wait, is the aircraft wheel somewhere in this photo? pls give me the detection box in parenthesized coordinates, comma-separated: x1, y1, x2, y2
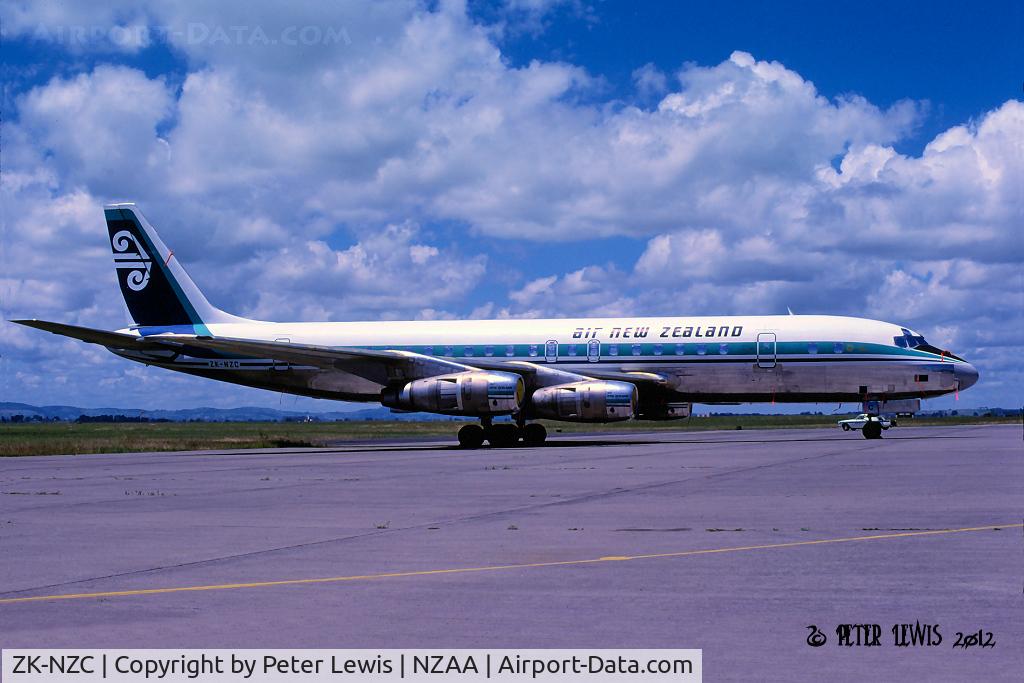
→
(841, 424, 851, 431)
(487, 423, 520, 447)
(458, 424, 485, 449)
(523, 423, 547, 445)
(862, 421, 883, 439)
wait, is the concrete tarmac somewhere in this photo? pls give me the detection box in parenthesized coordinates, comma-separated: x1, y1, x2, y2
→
(1, 425, 1021, 681)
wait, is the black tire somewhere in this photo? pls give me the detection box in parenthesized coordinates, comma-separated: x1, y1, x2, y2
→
(841, 424, 851, 431)
(487, 423, 520, 447)
(523, 423, 547, 445)
(862, 421, 883, 439)
(458, 424, 485, 449)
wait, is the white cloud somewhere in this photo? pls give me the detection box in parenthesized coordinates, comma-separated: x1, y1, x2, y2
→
(16, 66, 173, 196)
(1, 1, 1021, 409)
(507, 266, 637, 318)
(632, 63, 667, 99)
(813, 100, 1024, 264)
(230, 221, 487, 321)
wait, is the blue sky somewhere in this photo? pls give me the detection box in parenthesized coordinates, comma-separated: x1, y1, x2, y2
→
(1, 0, 1021, 412)
(492, 1, 1022, 143)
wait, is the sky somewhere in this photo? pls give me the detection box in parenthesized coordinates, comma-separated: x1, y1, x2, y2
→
(1, 0, 1021, 413)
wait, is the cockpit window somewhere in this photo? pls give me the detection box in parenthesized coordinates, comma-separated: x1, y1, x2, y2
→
(895, 328, 966, 361)
(895, 328, 927, 349)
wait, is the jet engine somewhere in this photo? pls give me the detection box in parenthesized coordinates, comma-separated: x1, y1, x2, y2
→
(529, 380, 637, 422)
(381, 371, 524, 416)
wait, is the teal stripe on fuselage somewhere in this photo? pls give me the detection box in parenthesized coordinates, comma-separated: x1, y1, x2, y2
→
(357, 340, 958, 364)
(137, 335, 958, 366)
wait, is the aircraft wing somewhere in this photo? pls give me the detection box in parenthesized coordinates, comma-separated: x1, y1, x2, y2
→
(151, 334, 485, 385)
(166, 336, 677, 390)
(12, 320, 676, 391)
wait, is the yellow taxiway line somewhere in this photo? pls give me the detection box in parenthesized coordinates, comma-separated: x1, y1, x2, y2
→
(0, 523, 1018, 605)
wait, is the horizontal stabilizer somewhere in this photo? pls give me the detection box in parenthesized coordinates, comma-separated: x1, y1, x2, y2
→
(10, 319, 166, 349)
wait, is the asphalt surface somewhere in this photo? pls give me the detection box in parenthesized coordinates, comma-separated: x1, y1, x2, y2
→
(1, 425, 1021, 681)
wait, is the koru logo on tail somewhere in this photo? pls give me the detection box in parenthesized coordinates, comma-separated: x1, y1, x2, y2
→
(111, 230, 152, 291)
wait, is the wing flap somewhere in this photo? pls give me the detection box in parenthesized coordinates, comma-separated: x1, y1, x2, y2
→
(152, 335, 478, 384)
(579, 368, 676, 388)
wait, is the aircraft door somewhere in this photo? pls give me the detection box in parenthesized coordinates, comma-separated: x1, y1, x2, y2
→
(756, 332, 777, 369)
(545, 339, 558, 363)
(272, 337, 290, 370)
(587, 339, 601, 363)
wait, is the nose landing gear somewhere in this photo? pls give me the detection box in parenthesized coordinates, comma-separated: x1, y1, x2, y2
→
(862, 421, 883, 439)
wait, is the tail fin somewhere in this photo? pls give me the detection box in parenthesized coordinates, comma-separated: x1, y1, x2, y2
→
(105, 203, 241, 330)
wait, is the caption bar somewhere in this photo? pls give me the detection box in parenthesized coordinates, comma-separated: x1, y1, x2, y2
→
(2, 650, 701, 682)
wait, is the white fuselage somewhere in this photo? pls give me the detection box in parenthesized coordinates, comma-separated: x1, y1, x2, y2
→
(114, 314, 977, 406)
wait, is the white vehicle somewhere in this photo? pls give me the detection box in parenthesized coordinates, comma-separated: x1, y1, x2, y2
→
(839, 414, 896, 432)
(14, 204, 978, 446)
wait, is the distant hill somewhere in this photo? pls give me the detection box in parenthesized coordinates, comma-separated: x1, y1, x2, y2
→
(0, 402, 458, 422)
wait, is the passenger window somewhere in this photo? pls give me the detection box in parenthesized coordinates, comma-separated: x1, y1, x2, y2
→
(632, 343, 642, 356)
(833, 342, 843, 354)
(484, 345, 494, 357)
(567, 344, 578, 356)
(423, 346, 433, 356)
(505, 345, 515, 357)
(608, 344, 619, 356)
(464, 346, 474, 357)
(696, 344, 706, 355)
(653, 343, 663, 356)
(808, 343, 817, 354)
(528, 344, 538, 357)
(444, 345, 454, 357)
(719, 343, 728, 355)
(675, 343, 685, 355)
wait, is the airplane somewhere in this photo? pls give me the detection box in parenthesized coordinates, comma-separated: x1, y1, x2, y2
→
(12, 204, 979, 446)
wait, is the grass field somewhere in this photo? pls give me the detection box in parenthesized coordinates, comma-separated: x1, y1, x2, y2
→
(1, 414, 1017, 457)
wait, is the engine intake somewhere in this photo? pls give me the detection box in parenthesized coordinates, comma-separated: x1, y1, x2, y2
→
(529, 380, 637, 422)
(382, 371, 524, 416)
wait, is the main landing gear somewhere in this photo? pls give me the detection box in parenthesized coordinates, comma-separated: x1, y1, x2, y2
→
(457, 417, 547, 448)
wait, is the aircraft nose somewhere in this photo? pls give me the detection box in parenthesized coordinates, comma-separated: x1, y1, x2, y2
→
(955, 363, 979, 391)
